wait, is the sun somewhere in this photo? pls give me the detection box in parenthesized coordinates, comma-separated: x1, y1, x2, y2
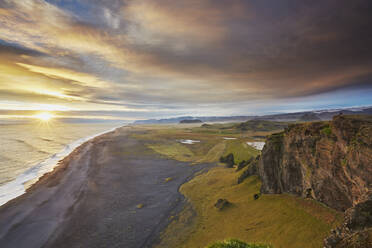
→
(34, 112, 54, 121)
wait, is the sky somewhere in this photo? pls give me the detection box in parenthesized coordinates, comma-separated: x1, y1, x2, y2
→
(0, 0, 371, 121)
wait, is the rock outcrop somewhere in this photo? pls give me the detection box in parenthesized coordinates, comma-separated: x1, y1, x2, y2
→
(258, 115, 372, 211)
(237, 155, 260, 184)
(324, 195, 372, 248)
(220, 153, 235, 168)
(214, 199, 230, 210)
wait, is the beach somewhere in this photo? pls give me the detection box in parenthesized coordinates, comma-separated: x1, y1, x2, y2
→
(0, 126, 214, 248)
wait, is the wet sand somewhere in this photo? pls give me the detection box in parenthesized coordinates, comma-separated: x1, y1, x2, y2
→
(0, 127, 214, 248)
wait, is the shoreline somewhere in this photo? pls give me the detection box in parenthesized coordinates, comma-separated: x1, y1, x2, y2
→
(0, 124, 123, 206)
(0, 126, 215, 248)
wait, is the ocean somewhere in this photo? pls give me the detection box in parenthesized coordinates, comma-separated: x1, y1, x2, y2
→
(0, 120, 124, 206)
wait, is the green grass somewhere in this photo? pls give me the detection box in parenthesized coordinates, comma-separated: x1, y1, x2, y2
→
(197, 142, 227, 163)
(207, 239, 271, 248)
(158, 167, 342, 248)
(147, 143, 194, 162)
(341, 158, 348, 167)
(321, 126, 332, 136)
(223, 140, 260, 164)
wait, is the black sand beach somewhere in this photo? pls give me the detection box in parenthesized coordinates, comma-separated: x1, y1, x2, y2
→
(0, 127, 214, 248)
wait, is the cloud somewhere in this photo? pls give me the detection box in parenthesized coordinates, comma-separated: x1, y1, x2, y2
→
(16, 63, 110, 88)
(0, 0, 371, 118)
(126, 0, 372, 98)
(0, 0, 129, 68)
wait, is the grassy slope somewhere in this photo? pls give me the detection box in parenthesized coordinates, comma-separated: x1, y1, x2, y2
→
(223, 139, 260, 164)
(158, 167, 342, 248)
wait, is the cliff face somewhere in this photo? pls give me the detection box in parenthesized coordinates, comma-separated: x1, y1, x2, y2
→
(258, 115, 372, 211)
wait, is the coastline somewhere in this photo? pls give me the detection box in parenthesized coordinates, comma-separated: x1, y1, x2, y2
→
(0, 125, 123, 206)
(0, 126, 215, 248)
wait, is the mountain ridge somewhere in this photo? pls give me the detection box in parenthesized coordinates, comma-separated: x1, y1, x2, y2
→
(133, 106, 372, 124)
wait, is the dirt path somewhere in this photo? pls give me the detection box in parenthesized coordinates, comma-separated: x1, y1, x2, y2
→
(0, 127, 214, 248)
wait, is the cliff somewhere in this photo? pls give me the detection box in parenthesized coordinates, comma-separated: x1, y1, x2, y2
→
(258, 115, 372, 211)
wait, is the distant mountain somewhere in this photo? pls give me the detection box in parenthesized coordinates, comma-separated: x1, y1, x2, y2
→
(256, 106, 372, 122)
(132, 106, 372, 124)
(235, 120, 288, 131)
(179, 119, 202, 124)
(298, 113, 321, 122)
(133, 116, 254, 124)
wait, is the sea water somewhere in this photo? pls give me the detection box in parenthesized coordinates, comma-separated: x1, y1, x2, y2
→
(0, 120, 124, 206)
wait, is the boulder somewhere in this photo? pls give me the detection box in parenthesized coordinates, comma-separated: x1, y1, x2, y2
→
(214, 199, 230, 210)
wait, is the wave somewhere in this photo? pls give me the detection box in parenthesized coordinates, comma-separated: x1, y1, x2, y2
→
(0, 125, 122, 206)
(12, 138, 51, 155)
(13, 138, 39, 151)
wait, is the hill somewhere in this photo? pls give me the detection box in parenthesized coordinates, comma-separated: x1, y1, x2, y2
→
(299, 113, 321, 122)
(235, 120, 288, 131)
(180, 119, 202, 124)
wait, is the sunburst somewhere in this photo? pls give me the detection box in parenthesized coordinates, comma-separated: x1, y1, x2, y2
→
(33, 112, 54, 121)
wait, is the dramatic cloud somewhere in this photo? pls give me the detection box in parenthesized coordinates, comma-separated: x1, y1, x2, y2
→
(0, 0, 371, 120)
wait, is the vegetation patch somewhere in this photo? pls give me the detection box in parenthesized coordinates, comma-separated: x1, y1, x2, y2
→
(147, 143, 194, 162)
(321, 125, 332, 136)
(197, 142, 227, 163)
(207, 239, 271, 248)
(341, 158, 348, 167)
(165, 177, 173, 183)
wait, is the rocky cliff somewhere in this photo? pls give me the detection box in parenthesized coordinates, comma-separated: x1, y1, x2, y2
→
(258, 115, 372, 211)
